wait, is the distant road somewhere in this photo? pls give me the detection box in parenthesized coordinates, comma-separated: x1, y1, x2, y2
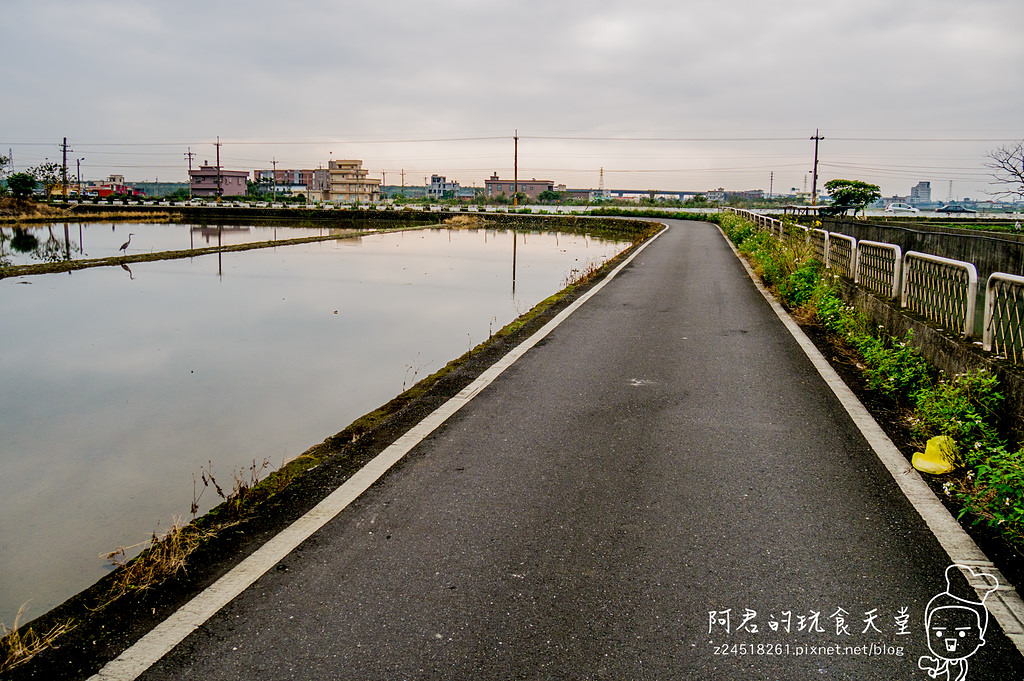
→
(120, 219, 1024, 679)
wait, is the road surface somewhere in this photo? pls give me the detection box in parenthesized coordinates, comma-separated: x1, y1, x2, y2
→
(129, 219, 1024, 680)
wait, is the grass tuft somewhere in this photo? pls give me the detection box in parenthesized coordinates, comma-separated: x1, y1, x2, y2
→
(100, 519, 216, 605)
(0, 605, 74, 673)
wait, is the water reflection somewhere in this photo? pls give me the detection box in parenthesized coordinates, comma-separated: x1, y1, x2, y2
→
(0, 225, 630, 625)
(0, 222, 361, 266)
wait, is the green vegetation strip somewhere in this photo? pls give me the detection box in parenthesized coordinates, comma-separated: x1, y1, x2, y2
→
(715, 210, 1024, 553)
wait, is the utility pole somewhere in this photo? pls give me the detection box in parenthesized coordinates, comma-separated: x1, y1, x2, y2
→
(810, 129, 824, 205)
(60, 137, 71, 198)
(513, 129, 519, 207)
(271, 156, 278, 202)
(184, 147, 195, 198)
(401, 168, 405, 198)
(769, 171, 774, 199)
(76, 157, 84, 197)
(215, 136, 222, 201)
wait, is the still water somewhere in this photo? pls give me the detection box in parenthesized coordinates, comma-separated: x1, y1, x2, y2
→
(0, 224, 631, 625)
(0, 222, 356, 266)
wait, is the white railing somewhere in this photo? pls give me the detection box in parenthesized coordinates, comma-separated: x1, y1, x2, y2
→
(726, 209, 1024, 356)
(727, 208, 779, 235)
(826, 233, 856, 279)
(855, 240, 902, 300)
(984, 273, 1024, 362)
(809, 229, 828, 262)
(901, 252, 978, 339)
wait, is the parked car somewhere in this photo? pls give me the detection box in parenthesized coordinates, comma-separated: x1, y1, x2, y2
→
(936, 204, 978, 214)
(884, 202, 919, 214)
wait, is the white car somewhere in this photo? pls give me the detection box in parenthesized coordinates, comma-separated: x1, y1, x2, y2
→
(884, 202, 919, 214)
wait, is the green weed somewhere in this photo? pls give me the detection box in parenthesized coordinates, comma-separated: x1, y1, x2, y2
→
(912, 370, 1004, 464)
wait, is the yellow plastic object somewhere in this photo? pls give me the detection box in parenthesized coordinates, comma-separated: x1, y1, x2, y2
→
(912, 436, 958, 475)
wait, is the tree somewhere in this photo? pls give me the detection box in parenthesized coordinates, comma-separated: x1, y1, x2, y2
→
(985, 141, 1024, 200)
(6, 172, 37, 199)
(28, 162, 62, 201)
(537, 189, 562, 203)
(823, 179, 881, 211)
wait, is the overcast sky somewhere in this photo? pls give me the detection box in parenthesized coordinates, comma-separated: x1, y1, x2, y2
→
(3, 0, 1022, 199)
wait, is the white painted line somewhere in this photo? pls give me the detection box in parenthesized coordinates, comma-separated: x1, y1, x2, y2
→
(89, 224, 669, 681)
(717, 222, 1024, 656)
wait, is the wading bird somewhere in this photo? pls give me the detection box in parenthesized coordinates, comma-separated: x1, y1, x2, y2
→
(119, 233, 134, 253)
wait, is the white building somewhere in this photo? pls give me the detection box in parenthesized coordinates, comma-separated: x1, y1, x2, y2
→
(428, 174, 460, 199)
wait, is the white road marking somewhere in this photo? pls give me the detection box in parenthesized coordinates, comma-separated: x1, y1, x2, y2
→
(717, 222, 1024, 655)
(88, 224, 669, 681)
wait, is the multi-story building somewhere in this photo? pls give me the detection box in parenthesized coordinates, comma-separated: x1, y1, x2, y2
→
(428, 174, 461, 199)
(910, 181, 931, 204)
(327, 160, 380, 203)
(253, 169, 318, 191)
(484, 173, 554, 201)
(83, 175, 143, 197)
(308, 169, 331, 202)
(189, 163, 248, 198)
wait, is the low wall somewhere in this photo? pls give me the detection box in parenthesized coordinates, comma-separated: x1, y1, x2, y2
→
(839, 279, 1024, 448)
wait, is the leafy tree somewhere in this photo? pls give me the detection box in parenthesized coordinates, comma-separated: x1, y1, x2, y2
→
(823, 179, 881, 211)
(823, 179, 880, 216)
(28, 162, 62, 201)
(537, 189, 562, 203)
(985, 141, 1024, 200)
(7, 172, 37, 199)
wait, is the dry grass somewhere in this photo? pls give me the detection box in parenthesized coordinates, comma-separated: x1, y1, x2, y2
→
(442, 214, 487, 228)
(0, 197, 68, 220)
(0, 605, 74, 674)
(100, 519, 215, 605)
(560, 259, 604, 289)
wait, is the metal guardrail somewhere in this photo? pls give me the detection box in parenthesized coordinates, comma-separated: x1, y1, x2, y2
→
(826, 233, 856, 278)
(984, 273, 1024, 362)
(855, 240, 902, 300)
(724, 208, 1024, 357)
(809, 229, 828, 262)
(901, 251, 978, 339)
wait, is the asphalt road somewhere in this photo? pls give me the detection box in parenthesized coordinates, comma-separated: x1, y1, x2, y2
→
(137, 220, 1024, 680)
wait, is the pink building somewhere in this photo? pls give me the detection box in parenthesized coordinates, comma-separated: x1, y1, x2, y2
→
(189, 163, 249, 198)
(484, 173, 554, 201)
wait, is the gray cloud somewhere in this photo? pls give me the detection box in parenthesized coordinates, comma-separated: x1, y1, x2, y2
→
(3, 0, 1022, 198)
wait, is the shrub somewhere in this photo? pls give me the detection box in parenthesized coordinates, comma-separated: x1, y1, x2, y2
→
(954, 446, 1024, 546)
(778, 261, 821, 308)
(913, 369, 1004, 464)
(854, 331, 932, 399)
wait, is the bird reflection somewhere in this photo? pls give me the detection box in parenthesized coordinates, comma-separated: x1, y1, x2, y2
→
(121, 263, 134, 280)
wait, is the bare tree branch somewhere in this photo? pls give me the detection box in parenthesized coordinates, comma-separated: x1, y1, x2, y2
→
(985, 141, 1024, 200)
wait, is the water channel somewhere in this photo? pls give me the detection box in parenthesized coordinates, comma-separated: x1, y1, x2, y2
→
(0, 221, 633, 625)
